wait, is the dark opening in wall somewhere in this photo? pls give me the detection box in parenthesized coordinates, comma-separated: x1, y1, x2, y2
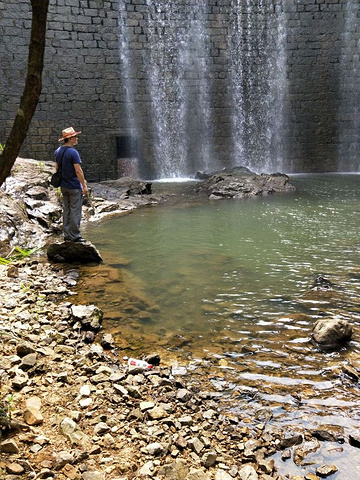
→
(116, 136, 140, 178)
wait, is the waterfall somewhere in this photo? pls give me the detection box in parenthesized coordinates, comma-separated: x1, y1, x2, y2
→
(228, 0, 288, 173)
(117, 0, 288, 179)
(143, 0, 214, 178)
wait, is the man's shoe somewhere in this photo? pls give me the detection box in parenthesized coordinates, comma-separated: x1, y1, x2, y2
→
(72, 237, 86, 243)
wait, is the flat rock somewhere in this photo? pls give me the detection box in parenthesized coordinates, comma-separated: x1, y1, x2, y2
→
(47, 241, 102, 264)
(195, 167, 295, 199)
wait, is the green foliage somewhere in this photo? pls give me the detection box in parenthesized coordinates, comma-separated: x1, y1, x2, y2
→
(0, 246, 39, 265)
(0, 394, 15, 422)
(0, 143, 4, 153)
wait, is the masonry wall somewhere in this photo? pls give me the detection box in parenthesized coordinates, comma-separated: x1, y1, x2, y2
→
(0, 0, 359, 180)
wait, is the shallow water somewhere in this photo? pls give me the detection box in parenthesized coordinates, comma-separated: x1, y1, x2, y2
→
(80, 174, 360, 477)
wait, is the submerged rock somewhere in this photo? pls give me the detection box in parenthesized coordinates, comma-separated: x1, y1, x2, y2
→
(47, 240, 102, 264)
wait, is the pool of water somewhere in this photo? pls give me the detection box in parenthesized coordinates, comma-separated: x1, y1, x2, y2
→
(79, 174, 360, 475)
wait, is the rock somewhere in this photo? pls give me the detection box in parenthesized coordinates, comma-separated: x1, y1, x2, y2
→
(195, 167, 295, 200)
(201, 450, 217, 468)
(12, 372, 29, 390)
(19, 352, 37, 370)
(177, 388, 192, 402)
(0, 439, 20, 454)
(100, 333, 115, 349)
(138, 461, 154, 476)
(47, 241, 102, 264)
(6, 462, 25, 475)
(188, 469, 211, 480)
(160, 459, 189, 479)
(82, 472, 105, 480)
(93, 422, 111, 435)
(315, 464, 338, 477)
(188, 437, 204, 455)
(349, 432, 360, 448)
(71, 304, 103, 331)
(238, 465, 258, 480)
(279, 433, 303, 449)
(293, 439, 321, 466)
(311, 424, 345, 443)
(147, 406, 169, 420)
(215, 469, 234, 480)
(312, 318, 353, 351)
(24, 407, 44, 426)
(146, 442, 165, 456)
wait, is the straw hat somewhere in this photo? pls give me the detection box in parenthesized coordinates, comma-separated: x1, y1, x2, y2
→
(58, 126, 81, 142)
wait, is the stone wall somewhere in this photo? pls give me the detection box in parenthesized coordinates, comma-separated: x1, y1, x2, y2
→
(0, 0, 359, 180)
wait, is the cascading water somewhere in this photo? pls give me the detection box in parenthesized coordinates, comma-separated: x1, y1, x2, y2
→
(228, 0, 288, 173)
(117, 0, 288, 178)
(144, 0, 214, 178)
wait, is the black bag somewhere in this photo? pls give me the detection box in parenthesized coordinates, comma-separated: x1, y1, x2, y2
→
(51, 148, 66, 187)
(50, 170, 62, 187)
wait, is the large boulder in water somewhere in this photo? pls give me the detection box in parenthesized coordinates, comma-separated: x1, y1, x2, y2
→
(47, 241, 102, 264)
(311, 318, 353, 351)
(194, 167, 295, 199)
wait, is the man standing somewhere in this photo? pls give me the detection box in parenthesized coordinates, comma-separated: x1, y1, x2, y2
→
(55, 127, 88, 242)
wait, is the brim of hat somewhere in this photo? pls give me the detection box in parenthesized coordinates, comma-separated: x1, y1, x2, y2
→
(58, 131, 81, 142)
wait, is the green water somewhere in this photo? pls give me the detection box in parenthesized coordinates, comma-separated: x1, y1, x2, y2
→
(83, 174, 359, 347)
(81, 174, 360, 477)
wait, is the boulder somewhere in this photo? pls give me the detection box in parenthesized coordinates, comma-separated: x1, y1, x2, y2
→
(312, 318, 353, 351)
(195, 167, 295, 199)
(47, 241, 102, 264)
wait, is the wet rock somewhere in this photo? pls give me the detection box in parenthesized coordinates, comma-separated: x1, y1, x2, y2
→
(342, 363, 359, 381)
(293, 439, 321, 466)
(195, 167, 295, 200)
(311, 424, 345, 443)
(349, 432, 360, 448)
(279, 433, 303, 449)
(315, 464, 338, 477)
(100, 333, 115, 349)
(71, 304, 103, 332)
(312, 318, 353, 351)
(312, 276, 336, 291)
(47, 241, 102, 264)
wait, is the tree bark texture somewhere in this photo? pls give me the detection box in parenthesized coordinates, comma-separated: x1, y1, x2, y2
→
(0, 0, 50, 186)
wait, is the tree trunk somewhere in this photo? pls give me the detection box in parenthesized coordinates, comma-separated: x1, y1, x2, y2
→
(0, 0, 50, 187)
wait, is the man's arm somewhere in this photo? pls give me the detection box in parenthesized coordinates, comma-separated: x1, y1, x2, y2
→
(74, 163, 88, 195)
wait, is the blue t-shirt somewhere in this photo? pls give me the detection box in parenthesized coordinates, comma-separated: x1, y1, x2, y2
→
(54, 146, 82, 190)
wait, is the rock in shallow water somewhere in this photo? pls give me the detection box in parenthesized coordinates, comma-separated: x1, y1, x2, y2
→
(311, 318, 353, 351)
(47, 240, 102, 263)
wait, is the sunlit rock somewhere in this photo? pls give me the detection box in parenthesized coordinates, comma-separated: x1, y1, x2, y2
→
(311, 318, 353, 351)
(195, 167, 295, 199)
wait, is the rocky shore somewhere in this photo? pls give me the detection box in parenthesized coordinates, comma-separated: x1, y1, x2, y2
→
(0, 158, 355, 480)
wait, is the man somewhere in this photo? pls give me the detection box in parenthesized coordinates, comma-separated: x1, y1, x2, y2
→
(55, 127, 88, 242)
